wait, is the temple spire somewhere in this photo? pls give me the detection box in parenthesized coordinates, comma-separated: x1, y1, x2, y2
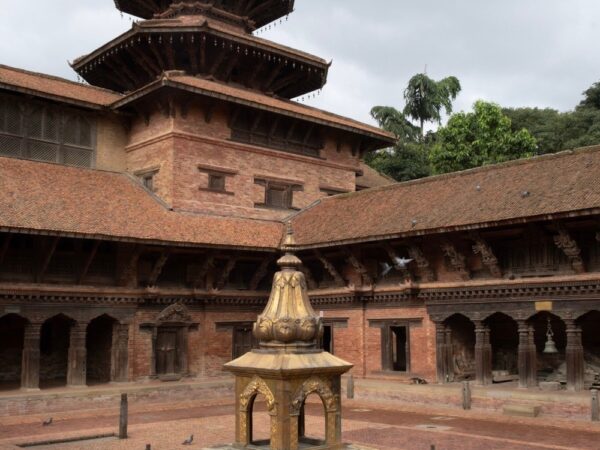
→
(253, 224, 322, 350)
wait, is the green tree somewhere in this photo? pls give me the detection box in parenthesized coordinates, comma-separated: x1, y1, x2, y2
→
(403, 73, 462, 139)
(366, 106, 431, 182)
(579, 81, 600, 110)
(430, 100, 537, 174)
(502, 107, 563, 154)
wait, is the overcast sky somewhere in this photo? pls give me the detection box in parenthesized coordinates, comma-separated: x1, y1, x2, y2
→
(1, 1, 600, 126)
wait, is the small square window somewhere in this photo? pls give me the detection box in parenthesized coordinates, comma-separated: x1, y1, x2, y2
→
(137, 171, 157, 192)
(209, 174, 226, 191)
(266, 184, 290, 208)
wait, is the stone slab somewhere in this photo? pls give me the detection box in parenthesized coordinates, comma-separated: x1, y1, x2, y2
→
(503, 404, 541, 417)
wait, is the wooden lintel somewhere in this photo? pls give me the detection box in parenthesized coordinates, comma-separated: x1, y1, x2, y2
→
(148, 251, 170, 287)
(78, 240, 101, 284)
(0, 234, 12, 266)
(269, 71, 303, 93)
(38, 237, 59, 283)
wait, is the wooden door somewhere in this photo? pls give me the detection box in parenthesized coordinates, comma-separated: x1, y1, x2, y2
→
(233, 325, 254, 359)
(156, 328, 178, 375)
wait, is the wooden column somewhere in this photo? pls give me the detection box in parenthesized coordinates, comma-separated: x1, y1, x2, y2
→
(474, 321, 492, 385)
(67, 321, 88, 387)
(177, 327, 190, 376)
(435, 322, 450, 383)
(150, 327, 158, 378)
(111, 323, 129, 383)
(21, 322, 42, 390)
(518, 321, 537, 388)
(565, 319, 585, 391)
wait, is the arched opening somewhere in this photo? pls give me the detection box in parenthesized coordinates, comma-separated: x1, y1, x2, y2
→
(530, 312, 566, 384)
(298, 393, 326, 447)
(578, 311, 600, 387)
(445, 314, 475, 382)
(0, 314, 27, 391)
(40, 314, 74, 389)
(249, 393, 271, 446)
(486, 312, 519, 381)
(86, 315, 117, 385)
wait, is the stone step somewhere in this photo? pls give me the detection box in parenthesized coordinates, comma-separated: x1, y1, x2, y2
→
(503, 404, 541, 417)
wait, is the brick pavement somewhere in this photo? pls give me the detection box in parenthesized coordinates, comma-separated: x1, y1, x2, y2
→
(0, 397, 599, 450)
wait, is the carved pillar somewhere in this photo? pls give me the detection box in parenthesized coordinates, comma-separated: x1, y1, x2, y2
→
(474, 321, 492, 385)
(518, 321, 537, 388)
(565, 319, 584, 391)
(21, 321, 42, 390)
(67, 321, 88, 387)
(435, 322, 451, 383)
(111, 323, 129, 382)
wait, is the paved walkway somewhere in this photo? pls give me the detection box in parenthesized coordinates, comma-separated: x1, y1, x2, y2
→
(0, 397, 599, 449)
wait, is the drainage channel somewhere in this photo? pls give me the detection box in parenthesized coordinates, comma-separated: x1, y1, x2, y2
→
(18, 433, 117, 448)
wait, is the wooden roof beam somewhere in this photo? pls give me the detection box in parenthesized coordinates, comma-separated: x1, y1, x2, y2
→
(249, 256, 273, 290)
(0, 234, 12, 266)
(314, 250, 345, 287)
(37, 236, 59, 283)
(78, 240, 100, 284)
(147, 250, 170, 287)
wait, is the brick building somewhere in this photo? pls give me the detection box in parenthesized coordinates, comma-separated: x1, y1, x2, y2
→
(1, 0, 599, 395)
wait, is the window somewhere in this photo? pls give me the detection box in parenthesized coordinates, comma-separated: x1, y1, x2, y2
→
(230, 107, 324, 158)
(136, 168, 159, 192)
(0, 93, 96, 167)
(208, 173, 226, 192)
(232, 324, 256, 359)
(370, 319, 416, 373)
(255, 178, 303, 210)
(198, 164, 236, 195)
(320, 324, 334, 354)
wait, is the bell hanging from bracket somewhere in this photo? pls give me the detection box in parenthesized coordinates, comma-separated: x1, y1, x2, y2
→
(543, 317, 558, 354)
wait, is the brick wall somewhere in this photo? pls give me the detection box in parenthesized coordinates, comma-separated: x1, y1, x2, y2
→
(95, 114, 127, 171)
(121, 102, 361, 220)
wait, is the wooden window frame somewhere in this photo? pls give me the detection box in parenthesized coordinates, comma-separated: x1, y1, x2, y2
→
(369, 319, 422, 374)
(254, 177, 304, 211)
(0, 93, 96, 168)
(135, 167, 159, 193)
(198, 164, 237, 195)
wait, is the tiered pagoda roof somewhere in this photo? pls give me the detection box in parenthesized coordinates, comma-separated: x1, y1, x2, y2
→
(74, 1, 323, 96)
(113, 0, 294, 29)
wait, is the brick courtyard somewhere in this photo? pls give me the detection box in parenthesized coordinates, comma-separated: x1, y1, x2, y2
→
(1, 394, 599, 450)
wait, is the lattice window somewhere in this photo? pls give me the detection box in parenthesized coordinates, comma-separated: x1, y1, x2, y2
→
(0, 93, 96, 168)
(230, 107, 323, 158)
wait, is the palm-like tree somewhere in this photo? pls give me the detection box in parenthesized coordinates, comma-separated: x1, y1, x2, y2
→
(403, 73, 461, 139)
(370, 106, 420, 144)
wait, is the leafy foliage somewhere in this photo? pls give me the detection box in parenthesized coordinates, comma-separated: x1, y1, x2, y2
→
(368, 105, 431, 182)
(403, 73, 461, 138)
(430, 101, 537, 174)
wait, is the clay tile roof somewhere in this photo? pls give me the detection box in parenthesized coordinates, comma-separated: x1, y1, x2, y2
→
(115, 73, 394, 143)
(290, 146, 600, 248)
(0, 64, 121, 108)
(0, 157, 283, 250)
(356, 162, 395, 190)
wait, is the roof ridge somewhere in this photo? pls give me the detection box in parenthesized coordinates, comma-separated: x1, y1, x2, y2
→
(327, 144, 600, 200)
(0, 63, 122, 97)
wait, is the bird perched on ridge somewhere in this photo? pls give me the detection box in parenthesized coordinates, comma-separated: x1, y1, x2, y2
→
(42, 417, 53, 426)
(182, 434, 194, 445)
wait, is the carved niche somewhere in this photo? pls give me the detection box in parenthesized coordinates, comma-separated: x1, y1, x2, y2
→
(290, 376, 338, 414)
(157, 302, 193, 324)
